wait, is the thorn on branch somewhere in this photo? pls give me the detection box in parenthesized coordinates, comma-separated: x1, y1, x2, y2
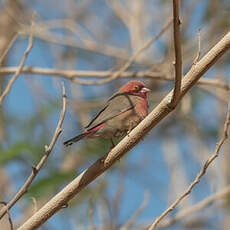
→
(58, 128, 62, 134)
(32, 165, 37, 174)
(166, 99, 177, 111)
(44, 145, 49, 152)
(193, 28, 201, 65)
(61, 203, 68, 209)
(184, 190, 191, 196)
(203, 160, 210, 170)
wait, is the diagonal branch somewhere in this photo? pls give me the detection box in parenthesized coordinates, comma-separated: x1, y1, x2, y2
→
(0, 83, 66, 220)
(170, 0, 182, 107)
(17, 31, 230, 230)
(0, 33, 33, 105)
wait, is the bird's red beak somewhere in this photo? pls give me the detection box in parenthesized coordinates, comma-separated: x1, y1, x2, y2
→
(140, 87, 151, 94)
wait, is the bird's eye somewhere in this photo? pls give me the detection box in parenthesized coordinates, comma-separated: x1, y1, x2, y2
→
(134, 85, 139, 90)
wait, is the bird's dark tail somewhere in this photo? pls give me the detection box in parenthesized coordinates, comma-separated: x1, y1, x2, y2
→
(63, 133, 87, 146)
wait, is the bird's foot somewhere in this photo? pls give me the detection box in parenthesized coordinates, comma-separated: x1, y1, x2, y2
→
(110, 138, 115, 149)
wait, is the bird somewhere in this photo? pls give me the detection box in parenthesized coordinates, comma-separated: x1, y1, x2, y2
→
(63, 80, 151, 147)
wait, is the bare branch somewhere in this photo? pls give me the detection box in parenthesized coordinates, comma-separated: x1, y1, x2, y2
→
(158, 184, 230, 228)
(0, 202, 13, 230)
(170, 0, 182, 107)
(17, 31, 230, 230)
(0, 33, 33, 105)
(0, 33, 18, 65)
(0, 83, 66, 219)
(148, 79, 230, 230)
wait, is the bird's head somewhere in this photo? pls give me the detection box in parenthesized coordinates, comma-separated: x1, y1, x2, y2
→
(118, 80, 151, 97)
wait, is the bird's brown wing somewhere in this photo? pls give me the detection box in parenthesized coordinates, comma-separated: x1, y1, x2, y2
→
(85, 93, 137, 130)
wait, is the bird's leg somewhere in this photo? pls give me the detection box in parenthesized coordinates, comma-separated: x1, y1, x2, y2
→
(109, 138, 120, 163)
(110, 138, 115, 149)
(127, 121, 134, 137)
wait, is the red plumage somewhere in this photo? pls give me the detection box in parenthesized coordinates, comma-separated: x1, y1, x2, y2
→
(63, 80, 150, 147)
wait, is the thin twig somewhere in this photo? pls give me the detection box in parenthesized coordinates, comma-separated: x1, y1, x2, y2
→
(120, 191, 150, 230)
(170, 0, 182, 107)
(0, 83, 67, 219)
(0, 33, 33, 105)
(0, 202, 13, 230)
(158, 184, 230, 228)
(148, 87, 230, 230)
(0, 33, 18, 65)
(193, 28, 201, 64)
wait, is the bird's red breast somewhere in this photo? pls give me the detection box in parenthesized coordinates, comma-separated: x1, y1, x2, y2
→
(86, 81, 150, 139)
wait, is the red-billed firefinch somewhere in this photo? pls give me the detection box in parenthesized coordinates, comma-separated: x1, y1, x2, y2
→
(64, 80, 150, 147)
